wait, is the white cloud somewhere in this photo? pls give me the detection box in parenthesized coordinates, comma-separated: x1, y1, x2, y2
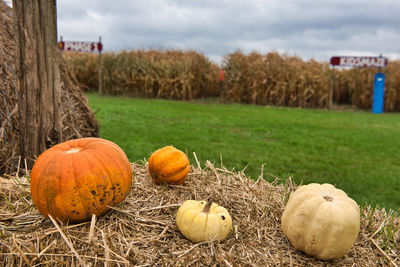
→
(56, 0, 400, 64)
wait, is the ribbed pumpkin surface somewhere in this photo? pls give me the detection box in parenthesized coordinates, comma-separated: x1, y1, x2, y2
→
(30, 137, 132, 223)
(148, 146, 189, 185)
(281, 183, 360, 260)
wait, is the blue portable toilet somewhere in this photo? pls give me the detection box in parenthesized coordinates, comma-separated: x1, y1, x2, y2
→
(372, 72, 385, 114)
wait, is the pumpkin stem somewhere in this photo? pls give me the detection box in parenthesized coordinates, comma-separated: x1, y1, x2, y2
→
(202, 200, 213, 213)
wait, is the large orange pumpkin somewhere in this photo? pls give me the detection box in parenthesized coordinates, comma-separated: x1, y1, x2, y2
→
(30, 137, 132, 223)
(148, 146, 190, 185)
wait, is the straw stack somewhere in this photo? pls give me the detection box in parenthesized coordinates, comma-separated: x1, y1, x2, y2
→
(0, 161, 398, 266)
(0, 1, 98, 174)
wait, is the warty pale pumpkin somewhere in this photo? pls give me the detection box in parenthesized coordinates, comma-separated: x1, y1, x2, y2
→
(30, 137, 132, 223)
(148, 146, 189, 185)
(176, 200, 232, 243)
(281, 183, 360, 260)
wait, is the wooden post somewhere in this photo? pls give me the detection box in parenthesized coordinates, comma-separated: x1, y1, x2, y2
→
(98, 36, 102, 94)
(329, 65, 335, 109)
(13, 0, 62, 168)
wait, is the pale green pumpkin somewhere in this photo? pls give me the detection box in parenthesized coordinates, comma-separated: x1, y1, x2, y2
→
(176, 200, 232, 243)
(281, 183, 360, 260)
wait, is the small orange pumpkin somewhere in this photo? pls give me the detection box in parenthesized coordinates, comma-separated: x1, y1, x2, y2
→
(30, 137, 132, 223)
(148, 146, 190, 185)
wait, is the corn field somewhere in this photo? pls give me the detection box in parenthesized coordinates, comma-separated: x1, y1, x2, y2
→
(221, 51, 400, 111)
(221, 51, 331, 108)
(63, 50, 400, 111)
(63, 50, 220, 100)
(333, 61, 400, 111)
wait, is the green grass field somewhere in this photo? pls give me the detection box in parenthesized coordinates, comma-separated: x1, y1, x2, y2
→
(86, 93, 400, 211)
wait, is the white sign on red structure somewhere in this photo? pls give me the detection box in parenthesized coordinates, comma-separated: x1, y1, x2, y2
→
(330, 56, 387, 68)
(58, 41, 103, 53)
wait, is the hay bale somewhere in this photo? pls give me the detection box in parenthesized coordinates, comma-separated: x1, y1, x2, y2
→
(0, 160, 398, 266)
(0, 1, 98, 175)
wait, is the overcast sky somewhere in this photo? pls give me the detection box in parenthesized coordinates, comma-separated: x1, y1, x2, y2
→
(53, 0, 400, 64)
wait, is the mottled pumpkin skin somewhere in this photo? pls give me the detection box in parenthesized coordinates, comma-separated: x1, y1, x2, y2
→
(176, 200, 232, 243)
(281, 183, 360, 260)
(30, 137, 133, 223)
(148, 146, 189, 185)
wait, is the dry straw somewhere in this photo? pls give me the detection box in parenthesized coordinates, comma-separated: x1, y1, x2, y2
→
(0, 158, 399, 266)
(0, 1, 99, 174)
